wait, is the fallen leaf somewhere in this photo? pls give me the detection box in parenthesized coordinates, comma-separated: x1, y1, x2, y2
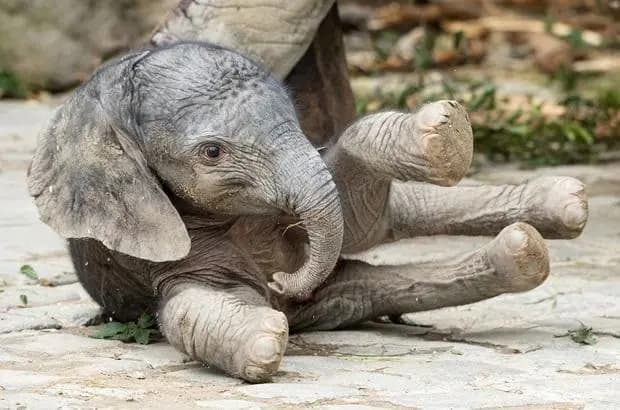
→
(19, 265, 38, 280)
(91, 321, 128, 339)
(137, 313, 156, 329)
(556, 322, 598, 345)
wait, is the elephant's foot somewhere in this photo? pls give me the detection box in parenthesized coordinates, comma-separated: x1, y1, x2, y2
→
(412, 100, 473, 186)
(239, 313, 289, 382)
(523, 176, 588, 239)
(332, 101, 473, 187)
(485, 222, 550, 293)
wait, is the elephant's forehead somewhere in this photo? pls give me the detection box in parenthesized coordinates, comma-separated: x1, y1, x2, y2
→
(182, 102, 296, 143)
(133, 43, 269, 101)
(131, 44, 297, 138)
(137, 83, 296, 139)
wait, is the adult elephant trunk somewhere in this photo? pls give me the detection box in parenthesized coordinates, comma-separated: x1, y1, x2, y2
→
(268, 139, 343, 302)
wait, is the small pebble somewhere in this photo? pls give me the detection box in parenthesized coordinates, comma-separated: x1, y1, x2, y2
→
(129, 371, 146, 380)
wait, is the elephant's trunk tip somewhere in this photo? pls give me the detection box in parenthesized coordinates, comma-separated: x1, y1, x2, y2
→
(268, 193, 343, 302)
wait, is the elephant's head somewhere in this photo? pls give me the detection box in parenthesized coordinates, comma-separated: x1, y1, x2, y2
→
(27, 42, 343, 301)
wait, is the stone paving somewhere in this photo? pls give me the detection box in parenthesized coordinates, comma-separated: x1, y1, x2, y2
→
(1, 99, 619, 409)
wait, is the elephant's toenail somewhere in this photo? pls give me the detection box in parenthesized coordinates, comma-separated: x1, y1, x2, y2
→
(244, 365, 271, 382)
(250, 336, 280, 363)
(504, 225, 527, 253)
(262, 315, 286, 334)
(563, 200, 588, 231)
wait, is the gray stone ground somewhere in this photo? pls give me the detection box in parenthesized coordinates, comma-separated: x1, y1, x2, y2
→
(1, 99, 619, 409)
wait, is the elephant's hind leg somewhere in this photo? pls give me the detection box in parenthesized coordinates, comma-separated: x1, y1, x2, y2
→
(389, 176, 588, 239)
(326, 101, 474, 253)
(286, 222, 549, 332)
(159, 284, 288, 383)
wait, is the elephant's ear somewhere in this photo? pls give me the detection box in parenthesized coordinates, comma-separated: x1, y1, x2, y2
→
(27, 91, 191, 262)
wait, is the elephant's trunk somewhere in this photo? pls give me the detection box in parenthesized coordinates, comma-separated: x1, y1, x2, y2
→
(269, 140, 344, 301)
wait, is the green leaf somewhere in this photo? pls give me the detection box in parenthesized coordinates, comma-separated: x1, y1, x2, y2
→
(569, 324, 598, 345)
(91, 322, 128, 339)
(88, 311, 159, 344)
(137, 313, 156, 329)
(563, 124, 577, 142)
(507, 124, 530, 137)
(598, 89, 620, 109)
(556, 323, 598, 345)
(395, 84, 422, 109)
(543, 15, 554, 33)
(19, 265, 38, 280)
(125, 322, 139, 337)
(133, 328, 152, 345)
(110, 332, 134, 342)
(355, 98, 369, 116)
(468, 83, 496, 111)
(0, 70, 27, 98)
(575, 332, 598, 345)
(453, 30, 464, 50)
(440, 80, 457, 100)
(506, 109, 523, 124)
(565, 29, 586, 49)
(414, 30, 437, 70)
(373, 30, 401, 59)
(19, 294, 28, 306)
(572, 124, 594, 144)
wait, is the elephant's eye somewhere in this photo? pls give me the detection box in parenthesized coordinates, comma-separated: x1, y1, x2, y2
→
(204, 145, 221, 159)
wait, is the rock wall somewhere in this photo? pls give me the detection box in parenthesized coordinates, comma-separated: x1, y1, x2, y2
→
(0, 0, 176, 94)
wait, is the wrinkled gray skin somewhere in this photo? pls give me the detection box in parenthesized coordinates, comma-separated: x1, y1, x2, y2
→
(29, 43, 343, 302)
(28, 42, 588, 383)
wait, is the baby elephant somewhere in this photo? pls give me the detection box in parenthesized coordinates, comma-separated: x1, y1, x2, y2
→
(28, 42, 588, 382)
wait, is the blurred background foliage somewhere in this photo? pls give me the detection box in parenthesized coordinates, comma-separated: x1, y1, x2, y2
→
(1, 0, 619, 166)
(341, 0, 620, 166)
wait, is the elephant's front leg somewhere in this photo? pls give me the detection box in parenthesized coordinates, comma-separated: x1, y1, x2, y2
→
(325, 100, 473, 253)
(159, 284, 288, 382)
(286, 222, 549, 331)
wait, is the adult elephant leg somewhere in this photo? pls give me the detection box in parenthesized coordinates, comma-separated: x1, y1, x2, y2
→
(285, 4, 356, 147)
(389, 176, 588, 240)
(151, 0, 335, 79)
(159, 283, 288, 383)
(286, 223, 549, 331)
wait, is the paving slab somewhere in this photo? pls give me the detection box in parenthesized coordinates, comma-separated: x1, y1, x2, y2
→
(0, 99, 619, 409)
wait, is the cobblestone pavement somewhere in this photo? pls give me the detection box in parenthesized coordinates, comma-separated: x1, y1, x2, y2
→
(1, 100, 619, 409)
